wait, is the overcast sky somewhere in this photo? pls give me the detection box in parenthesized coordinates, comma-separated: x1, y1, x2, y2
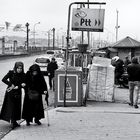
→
(0, 0, 140, 42)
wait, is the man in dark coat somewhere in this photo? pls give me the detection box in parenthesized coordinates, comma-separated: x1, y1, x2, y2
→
(112, 56, 124, 86)
(22, 64, 48, 126)
(127, 57, 140, 109)
(0, 62, 26, 129)
(47, 57, 58, 90)
(124, 56, 131, 70)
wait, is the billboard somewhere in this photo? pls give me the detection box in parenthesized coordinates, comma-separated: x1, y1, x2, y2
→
(72, 8, 105, 32)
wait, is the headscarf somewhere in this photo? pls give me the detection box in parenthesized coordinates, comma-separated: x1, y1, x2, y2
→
(27, 64, 45, 89)
(131, 57, 139, 64)
(51, 57, 55, 61)
(29, 64, 41, 73)
(13, 61, 24, 73)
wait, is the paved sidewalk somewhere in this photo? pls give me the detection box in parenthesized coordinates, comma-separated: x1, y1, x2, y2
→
(2, 86, 140, 140)
(2, 101, 140, 140)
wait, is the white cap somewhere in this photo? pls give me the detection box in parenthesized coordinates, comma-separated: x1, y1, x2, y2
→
(112, 56, 119, 61)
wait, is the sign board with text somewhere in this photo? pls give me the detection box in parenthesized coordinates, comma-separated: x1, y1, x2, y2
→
(72, 8, 105, 32)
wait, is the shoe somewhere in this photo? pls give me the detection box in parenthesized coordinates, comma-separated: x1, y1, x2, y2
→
(11, 124, 16, 129)
(16, 123, 20, 127)
(134, 105, 139, 109)
(11, 122, 20, 129)
(35, 120, 42, 125)
(14, 122, 20, 127)
(26, 121, 30, 126)
(128, 103, 133, 106)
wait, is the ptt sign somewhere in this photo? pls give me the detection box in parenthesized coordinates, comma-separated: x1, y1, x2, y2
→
(72, 8, 105, 32)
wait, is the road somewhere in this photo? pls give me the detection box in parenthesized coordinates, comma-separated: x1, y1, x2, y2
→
(0, 54, 53, 139)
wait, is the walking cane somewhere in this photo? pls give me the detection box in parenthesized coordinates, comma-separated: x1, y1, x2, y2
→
(45, 93, 50, 126)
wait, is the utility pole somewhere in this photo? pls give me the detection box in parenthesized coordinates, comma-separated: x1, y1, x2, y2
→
(80, 4, 84, 44)
(87, 0, 90, 48)
(52, 28, 55, 50)
(25, 22, 29, 53)
(33, 22, 40, 47)
(115, 10, 120, 42)
(62, 35, 64, 48)
(2, 37, 5, 54)
(48, 31, 50, 49)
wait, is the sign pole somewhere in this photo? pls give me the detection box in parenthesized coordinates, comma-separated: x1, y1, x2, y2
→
(64, 2, 73, 107)
(25, 22, 29, 53)
(87, 0, 90, 48)
(64, 2, 106, 107)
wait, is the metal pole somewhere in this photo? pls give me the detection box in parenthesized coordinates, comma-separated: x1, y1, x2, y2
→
(33, 25, 35, 47)
(2, 37, 5, 54)
(25, 22, 29, 53)
(115, 10, 120, 42)
(64, 2, 73, 107)
(48, 31, 50, 49)
(80, 4, 84, 44)
(52, 28, 55, 50)
(48, 31, 50, 48)
(33, 22, 40, 47)
(62, 35, 64, 48)
(87, 0, 90, 48)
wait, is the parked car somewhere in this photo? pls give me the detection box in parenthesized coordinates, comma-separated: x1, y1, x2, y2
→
(46, 50, 63, 58)
(34, 56, 50, 75)
(46, 50, 55, 55)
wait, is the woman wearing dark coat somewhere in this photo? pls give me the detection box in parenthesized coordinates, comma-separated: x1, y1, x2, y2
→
(0, 62, 26, 129)
(22, 64, 48, 126)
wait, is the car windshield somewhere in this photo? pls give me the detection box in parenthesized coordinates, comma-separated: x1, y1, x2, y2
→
(35, 58, 49, 63)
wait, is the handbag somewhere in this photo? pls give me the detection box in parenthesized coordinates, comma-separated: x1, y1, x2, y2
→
(27, 90, 39, 101)
(8, 90, 20, 99)
(6, 86, 20, 99)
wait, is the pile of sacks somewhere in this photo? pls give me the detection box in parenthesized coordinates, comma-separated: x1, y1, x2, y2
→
(87, 57, 115, 102)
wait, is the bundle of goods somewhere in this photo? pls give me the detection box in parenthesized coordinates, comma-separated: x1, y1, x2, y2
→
(87, 57, 115, 102)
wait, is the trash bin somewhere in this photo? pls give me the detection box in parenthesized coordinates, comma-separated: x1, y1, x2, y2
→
(54, 67, 83, 107)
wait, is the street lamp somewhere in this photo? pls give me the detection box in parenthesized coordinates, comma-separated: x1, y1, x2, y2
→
(115, 10, 120, 42)
(25, 22, 29, 52)
(56, 28, 65, 48)
(33, 22, 40, 47)
(52, 28, 55, 50)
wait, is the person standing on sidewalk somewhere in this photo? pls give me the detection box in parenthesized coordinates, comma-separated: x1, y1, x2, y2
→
(22, 64, 48, 126)
(127, 57, 140, 109)
(47, 57, 58, 90)
(124, 56, 131, 68)
(111, 56, 124, 86)
(0, 62, 26, 129)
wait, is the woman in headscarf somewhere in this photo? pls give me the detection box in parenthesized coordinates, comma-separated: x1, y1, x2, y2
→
(0, 61, 26, 129)
(22, 64, 48, 126)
